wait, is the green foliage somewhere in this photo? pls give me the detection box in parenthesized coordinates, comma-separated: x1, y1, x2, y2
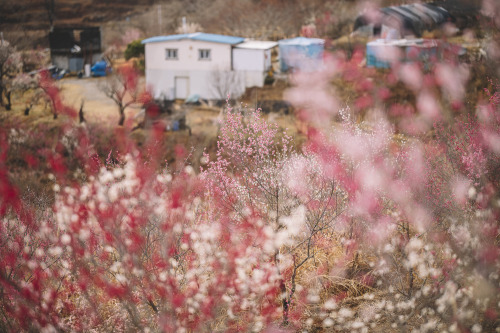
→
(124, 40, 144, 61)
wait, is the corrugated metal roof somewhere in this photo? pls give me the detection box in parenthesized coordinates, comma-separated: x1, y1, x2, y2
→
(142, 32, 244, 45)
(278, 37, 325, 46)
(353, 3, 452, 37)
(142, 34, 191, 44)
(235, 40, 278, 50)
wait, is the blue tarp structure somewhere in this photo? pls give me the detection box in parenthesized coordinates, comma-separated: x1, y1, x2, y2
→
(91, 60, 109, 77)
(366, 39, 442, 69)
(185, 94, 201, 104)
(278, 37, 324, 72)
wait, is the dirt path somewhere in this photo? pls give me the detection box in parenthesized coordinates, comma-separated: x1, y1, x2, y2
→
(59, 77, 142, 126)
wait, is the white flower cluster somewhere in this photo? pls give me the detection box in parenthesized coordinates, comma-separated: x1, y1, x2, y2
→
(405, 237, 438, 279)
(8, 128, 27, 145)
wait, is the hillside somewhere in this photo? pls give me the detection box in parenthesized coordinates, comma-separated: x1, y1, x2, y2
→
(1, 0, 483, 50)
(0, 0, 154, 30)
(0, 0, 154, 48)
(1, 0, 356, 49)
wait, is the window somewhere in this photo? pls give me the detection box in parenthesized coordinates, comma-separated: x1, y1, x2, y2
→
(198, 49, 211, 60)
(165, 48, 178, 60)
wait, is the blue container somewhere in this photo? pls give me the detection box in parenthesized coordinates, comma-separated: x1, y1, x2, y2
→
(91, 60, 109, 77)
(366, 41, 391, 69)
(278, 37, 324, 72)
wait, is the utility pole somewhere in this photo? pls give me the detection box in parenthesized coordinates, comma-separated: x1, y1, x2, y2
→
(182, 16, 187, 33)
(158, 4, 162, 35)
(45, 0, 55, 32)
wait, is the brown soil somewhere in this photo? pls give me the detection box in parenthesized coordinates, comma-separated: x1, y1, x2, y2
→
(240, 79, 290, 103)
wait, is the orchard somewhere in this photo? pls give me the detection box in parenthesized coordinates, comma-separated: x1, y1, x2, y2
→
(1, 2, 500, 332)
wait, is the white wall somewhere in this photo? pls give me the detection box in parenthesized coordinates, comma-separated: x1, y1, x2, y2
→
(233, 48, 264, 71)
(145, 39, 232, 71)
(146, 69, 246, 100)
(232, 48, 273, 72)
(145, 68, 174, 99)
(242, 71, 266, 88)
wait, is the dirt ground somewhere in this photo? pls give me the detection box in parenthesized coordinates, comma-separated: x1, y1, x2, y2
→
(54, 76, 301, 168)
(58, 76, 299, 136)
(60, 77, 143, 126)
(58, 76, 224, 141)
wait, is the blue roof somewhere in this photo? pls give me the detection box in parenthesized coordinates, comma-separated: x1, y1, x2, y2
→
(142, 32, 245, 45)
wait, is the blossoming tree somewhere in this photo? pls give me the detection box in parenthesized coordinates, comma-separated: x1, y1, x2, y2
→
(0, 1, 500, 332)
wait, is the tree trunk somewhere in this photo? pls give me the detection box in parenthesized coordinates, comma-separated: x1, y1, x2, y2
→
(50, 99, 58, 119)
(45, 0, 55, 31)
(79, 101, 85, 123)
(5, 91, 11, 110)
(118, 107, 125, 126)
(406, 222, 414, 297)
(280, 280, 289, 325)
(274, 250, 290, 325)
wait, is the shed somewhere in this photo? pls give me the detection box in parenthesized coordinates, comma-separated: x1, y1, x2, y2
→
(233, 41, 277, 88)
(354, 3, 453, 38)
(278, 37, 324, 72)
(49, 27, 102, 72)
(233, 41, 277, 71)
(366, 38, 441, 68)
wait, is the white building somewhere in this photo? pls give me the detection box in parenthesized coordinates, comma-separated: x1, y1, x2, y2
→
(142, 33, 277, 100)
(233, 40, 277, 88)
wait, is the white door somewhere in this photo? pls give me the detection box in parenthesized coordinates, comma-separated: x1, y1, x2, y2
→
(175, 76, 189, 99)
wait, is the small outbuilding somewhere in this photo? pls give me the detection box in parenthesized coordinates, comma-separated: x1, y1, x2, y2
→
(232, 40, 278, 88)
(353, 3, 453, 38)
(49, 27, 102, 73)
(365, 38, 464, 69)
(278, 37, 324, 72)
